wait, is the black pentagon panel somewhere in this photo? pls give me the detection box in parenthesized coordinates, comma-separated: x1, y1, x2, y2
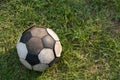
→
(25, 53, 40, 66)
(26, 37, 43, 55)
(48, 58, 59, 67)
(30, 28, 48, 38)
(42, 35, 55, 49)
(20, 31, 32, 43)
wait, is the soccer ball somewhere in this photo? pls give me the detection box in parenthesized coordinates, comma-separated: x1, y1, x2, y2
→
(16, 26, 62, 71)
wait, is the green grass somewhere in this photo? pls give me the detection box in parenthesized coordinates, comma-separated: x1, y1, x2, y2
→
(0, 0, 120, 80)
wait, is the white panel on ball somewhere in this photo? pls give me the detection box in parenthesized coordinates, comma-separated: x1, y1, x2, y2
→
(38, 48, 55, 64)
(16, 42, 28, 59)
(20, 58, 32, 70)
(54, 41, 62, 57)
(46, 28, 59, 41)
(33, 64, 49, 71)
(31, 28, 48, 38)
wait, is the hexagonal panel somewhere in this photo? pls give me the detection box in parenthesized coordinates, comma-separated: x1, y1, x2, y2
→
(42, 35, 55, 49)
(26, 37, 43, 54)
(20, 58, 32, 70)
(33, 63, 49, 71)
(38, 48, 55, 64)
(20, 31, 32, 43)
(25, 53, 40, 66)
(54, 41, 62, 57)
(30, 28, 48, 38)
(16, 42, 28, 59)
(46, 28, 59, 41)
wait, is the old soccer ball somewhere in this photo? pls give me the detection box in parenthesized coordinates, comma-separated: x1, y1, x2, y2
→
(16, 26, 62, 71)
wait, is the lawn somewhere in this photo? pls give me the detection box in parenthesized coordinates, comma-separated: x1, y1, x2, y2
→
(0, 0, 120, 80)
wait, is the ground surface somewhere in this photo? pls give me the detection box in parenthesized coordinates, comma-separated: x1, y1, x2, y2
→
(0, 0, 120, 80)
